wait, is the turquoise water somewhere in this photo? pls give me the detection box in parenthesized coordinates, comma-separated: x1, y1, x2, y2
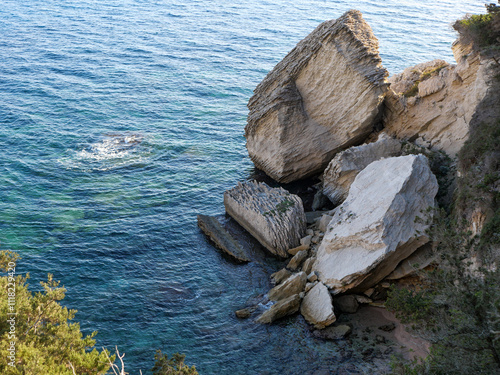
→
(0, 0, 486, 373)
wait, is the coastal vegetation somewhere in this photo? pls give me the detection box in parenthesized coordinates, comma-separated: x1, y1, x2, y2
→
(0, 250, 198, 374)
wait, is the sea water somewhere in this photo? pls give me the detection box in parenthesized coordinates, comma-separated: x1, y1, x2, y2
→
(0, 0, 487, 373)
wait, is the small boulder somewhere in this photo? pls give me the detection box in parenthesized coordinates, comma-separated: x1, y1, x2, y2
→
(271, 268, 292, 285)
(300, 282, 336, 329)
(288, 243, 309, 256)
(256, 294, 302, 324)
(224, 181, 306, 258)
(287, 250, 309, 271)
(334, 295, 359, 314)
(235, 307, 255, 319)
(318, 214, 333, 233)
(268, 272, 307, 301)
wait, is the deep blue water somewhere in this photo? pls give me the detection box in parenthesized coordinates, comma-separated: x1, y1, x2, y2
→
(0, 0, 487, 374)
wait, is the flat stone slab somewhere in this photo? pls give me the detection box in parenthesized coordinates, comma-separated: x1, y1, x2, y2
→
(197, 214, 250, 263)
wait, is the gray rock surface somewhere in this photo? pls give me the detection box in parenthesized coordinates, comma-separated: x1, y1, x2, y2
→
(245, 10, 388, 183)
(313, 155, 438, 293)
(224, 181, 306, 258)
(197, 215, 251, 263)
(313, 325, 352, 340)
(300, 282, 336, 329)
(322, 133, 402, 205)
(386, 243, 435, 280)
(334, 295, 359, 314)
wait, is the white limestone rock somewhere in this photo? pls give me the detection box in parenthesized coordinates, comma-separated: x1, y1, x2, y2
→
(384, 40, 493, 156)
(313, 155, 438, 294)
(300, 282, 336, 329)
(322, 133, 402, 205)
(224, 181, 306, 258)
(245, 10, 388, 183)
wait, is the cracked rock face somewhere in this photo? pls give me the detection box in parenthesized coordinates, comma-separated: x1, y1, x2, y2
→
(224, 181, 306, 258)
(313, 155, 438, 294)
(322, 133, 402, 205)
(384, 40, 492, 156)
(245, 10, 388, 183)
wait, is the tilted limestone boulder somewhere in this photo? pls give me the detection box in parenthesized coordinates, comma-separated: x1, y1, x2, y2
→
(322, 133, 402, 205)
(256, 294, 302, 324)
(224, 181, 306, 258)
(300, 282, 336, 329)
(245, 10, 388, 183)
(313, 155, 438, 294)
(268, 272, 307, 301)
(384, 39, 492, 156)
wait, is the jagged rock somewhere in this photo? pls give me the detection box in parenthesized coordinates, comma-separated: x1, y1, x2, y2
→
(288, 244, 309, 256)
(305, 282, 315, 293)
(301, 282, 336, 329)
(197, 215, 251, 263)
(313, 155, 438, 294)
(245, 10, 388, 183)
(256, 294, 302, 324)
(271, 268, 292, 285)
(312, 188, 330, 211)
(384, 40, 493, 156)
(224, 181, 306, 258)
(287, 250, 309, 271)
(333, 295, 359, 314)
(386, 243, 435, 280)
(268, 272, 307, 301)
(302, 258, 315, 275)
(322, 133, 402, 205)
(313, 325, 352, 340)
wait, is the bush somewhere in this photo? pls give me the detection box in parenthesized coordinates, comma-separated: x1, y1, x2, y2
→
(0, 251, 113, 374)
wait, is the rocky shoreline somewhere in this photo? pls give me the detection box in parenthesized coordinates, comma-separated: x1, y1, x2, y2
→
(198, 8, 498, 369)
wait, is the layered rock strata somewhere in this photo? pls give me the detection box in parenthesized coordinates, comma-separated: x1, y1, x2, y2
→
(245, 10, 388, 183)
(313, 155, 438, 294)
(322, 133, 402, 205)
(224, 181, 306, 258)
(384, 41, 491, 156)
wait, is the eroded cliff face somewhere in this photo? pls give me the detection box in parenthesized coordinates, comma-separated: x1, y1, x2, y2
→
(245, 10, 388, 183)
(383, 40, 492, 156)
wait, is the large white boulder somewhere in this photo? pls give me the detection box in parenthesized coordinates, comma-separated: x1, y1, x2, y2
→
(245, 10, 388, 183)
(224, 181, 306, 258)
(300, 282, 336, 329)
(323, 133, 402, 205)
(313, 154, 438, 294)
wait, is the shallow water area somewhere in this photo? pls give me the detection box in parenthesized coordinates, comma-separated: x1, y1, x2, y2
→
(0, 0, 486, 373)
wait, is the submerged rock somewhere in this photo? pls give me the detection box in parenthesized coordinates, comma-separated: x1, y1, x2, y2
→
(224, 181, 306, 258)
(313, 155, 438, 294)
(301, 282, 336, 329)
(313, 325, 352, 340)
(322, 133, 402, 205)
(245, 10, 388, 183)
(197, 214, 250, 263)
(256, 294, 302, 324)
